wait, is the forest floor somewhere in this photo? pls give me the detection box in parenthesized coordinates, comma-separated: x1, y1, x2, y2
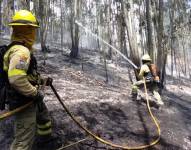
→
(0, 45, 191, 150)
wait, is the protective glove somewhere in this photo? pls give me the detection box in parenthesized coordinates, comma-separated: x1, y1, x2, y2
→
(46, 77, 53, 86)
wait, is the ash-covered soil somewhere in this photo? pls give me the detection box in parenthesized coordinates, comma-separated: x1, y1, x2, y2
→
(0, 48, 191, 150)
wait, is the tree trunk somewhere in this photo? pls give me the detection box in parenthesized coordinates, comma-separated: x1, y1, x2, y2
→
(60, 0, 64, 53)
(138, 0, 146, 55)
(95, 0, 102, 60)
(169, 0, 175, 77)
(157, 0, 164, 69)
(38, 0, 50, 51)
(70, 0, 80, 58)
(121, 0, 140, 67)
(157, 0, 167, 86)
(120, 17, 128, 56)
(107, 1, 112, 59)
(146, 0, 154, 58)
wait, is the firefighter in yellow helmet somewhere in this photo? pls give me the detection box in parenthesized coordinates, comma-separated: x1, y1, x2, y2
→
(131, 54, 164, 105)
(3, 10, 60, 150)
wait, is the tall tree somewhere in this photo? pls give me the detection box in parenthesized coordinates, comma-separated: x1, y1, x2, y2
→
(60, 0, 64, 53)
(169, 0, 175, 77)
(38, 0, 50, 51)
(146, 0, 154, 59)
(122, 0, 140, 67)
(70, 0, 81, 58)
(157, 0, 167, 86)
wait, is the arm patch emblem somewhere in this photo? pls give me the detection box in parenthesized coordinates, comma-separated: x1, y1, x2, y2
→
(15, 60, 28, 70)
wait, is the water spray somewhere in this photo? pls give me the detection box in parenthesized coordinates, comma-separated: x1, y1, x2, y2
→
(75, 20, 138, 69)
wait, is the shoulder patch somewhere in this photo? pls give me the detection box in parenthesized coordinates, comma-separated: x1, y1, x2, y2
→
(15, 59, 28, 70)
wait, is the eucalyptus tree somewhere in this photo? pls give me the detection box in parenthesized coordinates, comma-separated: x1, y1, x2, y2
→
(121, 0, 140, 67)
(69, 0, 81, 58)
(146, 0, 154, 59)
(36, 0, 51, 51)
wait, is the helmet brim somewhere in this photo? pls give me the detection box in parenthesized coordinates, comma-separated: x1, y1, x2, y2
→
(142, 59, 152, 61)
(8, 23, 40, 28)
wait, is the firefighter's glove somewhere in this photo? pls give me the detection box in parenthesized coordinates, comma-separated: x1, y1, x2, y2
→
(46, 77, 53, 86)
(34, 90, 44, 103)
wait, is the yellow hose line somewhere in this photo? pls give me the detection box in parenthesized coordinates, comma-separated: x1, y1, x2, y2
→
(0, 101, 33, 121)
(0, 81, 161, 150)
(51, 82, 161, 150)
(142, 77, 161, 146)
(57, 137, 88, 150)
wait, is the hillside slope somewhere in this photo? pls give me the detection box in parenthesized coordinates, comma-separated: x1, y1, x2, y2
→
(0, 48, 191, 150)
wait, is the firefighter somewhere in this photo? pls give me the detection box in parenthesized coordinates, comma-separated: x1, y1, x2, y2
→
(131, 54, 164, 105)
(3, 10, 60, 150)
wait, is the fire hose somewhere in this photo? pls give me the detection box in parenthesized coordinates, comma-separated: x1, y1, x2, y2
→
(51, 78, 161, 150)
(0, 101, 33, 121)
(0, 79, 161, 149)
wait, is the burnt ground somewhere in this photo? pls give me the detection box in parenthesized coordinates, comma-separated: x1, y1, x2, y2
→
(0, 48, 191, 150)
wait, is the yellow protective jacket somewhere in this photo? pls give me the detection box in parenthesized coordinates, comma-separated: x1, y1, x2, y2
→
(138, 63, 153, 80)
(3, 44, 40, 109)
(138, 64, 150, 79)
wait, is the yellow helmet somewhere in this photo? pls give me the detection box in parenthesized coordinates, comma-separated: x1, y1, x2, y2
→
(141, 54, 151, 61)
(9, 10, 39, 27)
